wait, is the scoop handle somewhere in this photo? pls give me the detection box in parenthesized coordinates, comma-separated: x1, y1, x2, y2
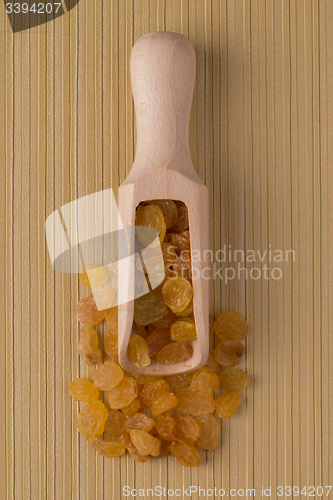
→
(130, 32, 196, 176)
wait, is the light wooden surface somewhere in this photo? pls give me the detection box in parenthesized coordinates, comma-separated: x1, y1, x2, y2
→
(1, 1, 332, 499)
(118, 32, 209, 375)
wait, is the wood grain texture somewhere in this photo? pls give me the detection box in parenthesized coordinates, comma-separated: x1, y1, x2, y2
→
(0, 0, 332, 498)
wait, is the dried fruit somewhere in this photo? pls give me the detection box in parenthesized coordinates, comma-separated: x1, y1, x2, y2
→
(76, 400, 108, 442)
(151, 392, 178, 416)
(151, 200, 178, 229)
(79, 265, 109, 288)
(105, 307, 118, 331)
(120, 432, 149, 463)
(156, 413, 176, 441)
(195, 414, 220, 451)
(133, 373, 162, 386)
(69, 378, 99, 402)
(92, 439, 126, 457)
(213, 311, 249, 342)
(215, 391, 241, 418)
(173, 299, 193, 317)
(146, 328, 171, 357)
(218, 368, 250, 392)
(170, 318, 197, 343)
(136, 203, 166, 243)
(161, 277, 193, 313)
(104, 409, 125, 437)
(169, 439, 202, 467)
(130, 430, 161, 457)
(124, 413, 156, 432)
(172, 202, 189, 232)
(161, 242, 177, 268)
(138, 380, 170, 406)
(108, 377, 138, 409)
(134, 292, 168, 326)
(152, 309, 178, 328)
(174, 414, 201, 444)
(77, 293, 110, 327)
(121, 398, 143, 419)
(92, 360, 123, 391)
(156, 342, 193, 365)
(155, 436, 170, 457)
(175, 388, 215, 416)
(129, 334, 151, 368)
(134, 322, 150, 339)
(167, 372, 194, 388)
(206, 345, 219, 372)
(169, 230, 191, 254)
(104, 329, 118, 357)
(190, 366, 219, 394)
(78, 326, 101, 366)
(214, 341, 245, 367)
(172, 251, 192, 280)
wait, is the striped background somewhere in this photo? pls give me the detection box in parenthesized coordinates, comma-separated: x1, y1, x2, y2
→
(1, 1, 332, 498)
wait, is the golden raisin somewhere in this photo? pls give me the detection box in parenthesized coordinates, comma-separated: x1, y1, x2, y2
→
(104, 409, 125, 437)
(214, 341, 245, 367)
(78, 326, 101, 366)
(155, 436, 170, 457)
(136, 203, 166, 244)
(161, 277, 193, 314)
(190, 366, 219, 394)
(151, 392, 178, 416)
(156, 413, 176, 441)
(195, 414, 220, 451)
(146, 328, 171, 358)
(161, 242, 177, 269)
(170, 318, 197, 343)
(120, 432, 149, 463)
(77, 293, 110, 327)
(152, 309, 178, 328)
(213, 311, 249, 342)
(121, 398, 143, 419)
(173, 299, 193, 317)
(218, 368, 250, 392)
(172, 202, 189, 232)
(76, 400, 108, 442)
(167, 372, 194, 388)
(169, 230, 191, 254)
(172, 251, 192, 280)
(92, 360, 123, 391)
(105, 307, 118, 331)
(69, 378, 99, 402)
(129, 430, 161, 457)
(175, 388, 215, 416)
(134, 292, 168, 326)
(108, 377, 138, 409)
(92, 439, 126, 457)
(129, 334, 151, 368)
(169, 439, 202, 467)
(215, 391, 241, 418)
(104, 329, 118, 357)
(124, 413, 156, 432)
(151, 200, 178, 229)
(173, 414, 201, 444)
(79, 265, 109, 288)
(133, 373, 162, 386)
(156, 342, 193, 365)
(138, 380, 170, 406)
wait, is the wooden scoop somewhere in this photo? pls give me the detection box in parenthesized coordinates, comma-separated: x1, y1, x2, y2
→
(118, 32, 209, 375)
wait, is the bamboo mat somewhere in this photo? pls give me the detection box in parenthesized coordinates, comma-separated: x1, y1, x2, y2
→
(1, 1, 332, 499)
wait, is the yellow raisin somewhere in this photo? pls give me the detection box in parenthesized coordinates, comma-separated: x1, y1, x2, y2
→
(76, 400, 108, 442)
(69, 378, 99, 402)
(172, 202, 189, 232)
(120, 432, 149, 463)
(121, 398, 143, 419)
(155, 436, 171, 458)
(215, 391, 241, 418)
(151, 200, 178, 229)
(129, 429, 161, 457)
(92, 360, 123, 391)
(169, 439, 202, 467)
(161, 277, 193, 314)
(175, 388, 215, 416)
(218, 368, 250, 392)
(104, 329, 118, 358)
(156, 413, 176, 441)
(190, 367, 219, 395)
(79, 265, 109, 288)
(108, 377, 138, 409)
(79, 264, 99, 287)
(214, 341, 245, 367)
(146, 327, 171, 358)
(169, 230, 191, 254)
(105, 307, 118, 331)
(78, 326, 101, 366)
(133, 373, 163, 386)
(174, 299, 193, 318)
(156, 342, 193, 365)
(138, 380, 170, 407)
(92, 439, 126, 457)
(195, 414, 220, 451)
(151, 392, 178, 416)
(124, 413, 156, 432)
(213, 311, 249, 342)
(167, 372, 194, 388)
(172, 251, 192, 281)
(161, 242, 177, 269)
(129, 334, 151, 368)
(104, 409, 125, 437)
(134, 292, 168, 326)
(77, 293, 110, 327)
(136, 203, 166, 244)
(170, 318, 197, 343)
(173, 414, 201, 444)
(152, 309, 178, 328)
